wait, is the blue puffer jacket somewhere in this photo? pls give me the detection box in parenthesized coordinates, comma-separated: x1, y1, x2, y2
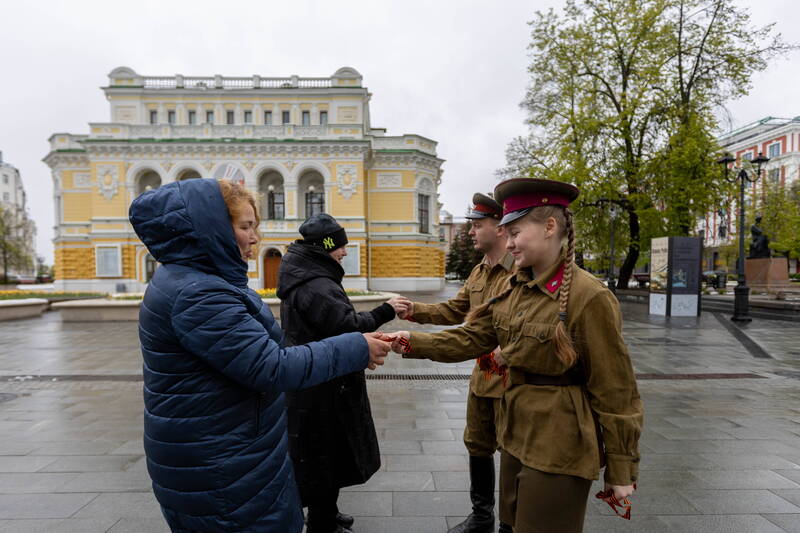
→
(129, 179, 369, 532)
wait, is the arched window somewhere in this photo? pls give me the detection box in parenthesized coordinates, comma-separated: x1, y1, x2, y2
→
(298, 170, 325, 219)
(136, 170, 162, 196)
(212, 164, 245, 185)
(176, 168, 202, 181)
(258, 170, 285, 220)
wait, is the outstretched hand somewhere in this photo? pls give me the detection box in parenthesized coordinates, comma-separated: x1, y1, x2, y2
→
(362, 332, 392, 370)
(387, 295, 412, 317)
(381, 331, 411, 354)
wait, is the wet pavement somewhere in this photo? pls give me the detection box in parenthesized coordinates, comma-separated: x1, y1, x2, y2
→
(0, 282, 799, 532)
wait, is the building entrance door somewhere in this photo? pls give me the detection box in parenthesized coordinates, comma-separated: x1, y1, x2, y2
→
(263, 249, 282, 289)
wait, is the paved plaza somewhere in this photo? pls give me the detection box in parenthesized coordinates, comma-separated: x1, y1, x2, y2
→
(0, 284, 799, 532)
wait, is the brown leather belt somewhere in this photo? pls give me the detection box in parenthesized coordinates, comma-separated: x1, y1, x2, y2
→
(523, 369, 584, 386)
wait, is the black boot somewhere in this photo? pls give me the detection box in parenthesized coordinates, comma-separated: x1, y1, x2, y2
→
(498, 522, 513, 533)
(447, 455, 495, 533)
(336, 512, 354, 529)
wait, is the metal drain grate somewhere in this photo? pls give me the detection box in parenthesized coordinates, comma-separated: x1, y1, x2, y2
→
(3, 374, 142, 382)
(367, 374, 470, 381)
(2, 372, 768, 383)
(635, 373, 766, 380)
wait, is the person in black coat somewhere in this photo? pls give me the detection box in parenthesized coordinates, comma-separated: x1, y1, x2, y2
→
(277, 214, 410, 533)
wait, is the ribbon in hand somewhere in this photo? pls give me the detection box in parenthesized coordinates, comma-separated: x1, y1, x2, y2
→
(477, 351, 508, 386)
(595, 483, 636, 520)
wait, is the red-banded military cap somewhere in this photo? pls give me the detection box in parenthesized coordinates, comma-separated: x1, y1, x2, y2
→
(494, 178, 580, 226)
(465, 192, 503, 220)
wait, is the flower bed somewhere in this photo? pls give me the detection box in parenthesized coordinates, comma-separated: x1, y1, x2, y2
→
(0, 291, 105, 302)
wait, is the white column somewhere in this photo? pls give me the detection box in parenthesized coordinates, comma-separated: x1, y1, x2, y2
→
(254, 103, 263, 125)
(215, 103, 224, 125)
(157, 103, 165, 123)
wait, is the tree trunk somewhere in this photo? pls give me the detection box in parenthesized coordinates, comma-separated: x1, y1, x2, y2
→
(617, 208, 641, 289)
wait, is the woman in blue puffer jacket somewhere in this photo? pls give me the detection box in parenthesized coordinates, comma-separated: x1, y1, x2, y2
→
(129, 178, 391, 532)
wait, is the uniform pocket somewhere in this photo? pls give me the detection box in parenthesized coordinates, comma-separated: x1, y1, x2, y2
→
(517, 322, 567, 374)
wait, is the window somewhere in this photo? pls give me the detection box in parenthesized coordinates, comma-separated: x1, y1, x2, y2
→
(167, 110, 176, 124)
(96, 246, 121, 277)
(264, 111, 272, 125)
(188, 110, 196, 125)
(268, 191, 285, 219)
(149, 110, 158, 124)
(244, 110, 253, 123)
(302, 111, 310, 126)
(282, 111, 291, 125)
(320, 111, 328, 125)
(2, 175, 7, 184)
(226, 111, 235, 125)
(2, 192, 8, 202)
(768, 143, 781, 158)
(768, 168, 780, 184)
(206, 110, 214, 124)
(418, 194, 430, 234)
(742, 152, 753, 161)
(305, 191, 325, 217)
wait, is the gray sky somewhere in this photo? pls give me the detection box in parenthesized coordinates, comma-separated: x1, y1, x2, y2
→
(1, 0, 798, 264)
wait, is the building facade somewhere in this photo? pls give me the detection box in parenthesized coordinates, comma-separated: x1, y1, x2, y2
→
(700, 116, 800, 273)
(0, 151, 37, 278)
(44, 67, 445, 293)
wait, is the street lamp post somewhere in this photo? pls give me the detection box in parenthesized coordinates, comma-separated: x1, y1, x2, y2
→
(608, 204, 619, 294)
(715, 152, 769, 322)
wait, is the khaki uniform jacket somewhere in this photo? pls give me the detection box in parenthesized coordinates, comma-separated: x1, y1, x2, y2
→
(405, 259, 644, 485)
(410, 253, 515, 398)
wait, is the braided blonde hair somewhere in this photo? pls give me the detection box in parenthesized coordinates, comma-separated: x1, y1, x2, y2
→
(466, 205, 577, 367)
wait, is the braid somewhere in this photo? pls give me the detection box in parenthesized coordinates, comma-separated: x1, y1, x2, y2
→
(552, 208, 578, 367)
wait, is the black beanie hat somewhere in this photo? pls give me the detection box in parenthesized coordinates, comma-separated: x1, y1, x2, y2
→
(299, 213, 349, 251)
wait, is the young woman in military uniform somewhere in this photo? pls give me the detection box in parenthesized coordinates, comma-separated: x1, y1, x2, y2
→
(389, 178, 643, 533)
(398, 192, 514, 533)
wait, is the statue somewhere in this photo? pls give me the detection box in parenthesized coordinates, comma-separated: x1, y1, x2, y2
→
(748, 215, 771, 258)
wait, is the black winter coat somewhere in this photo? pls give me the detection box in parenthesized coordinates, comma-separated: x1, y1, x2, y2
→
(276, 242, 395, 502)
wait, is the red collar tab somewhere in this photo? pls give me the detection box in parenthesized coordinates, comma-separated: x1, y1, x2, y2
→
(545, 262, 566, 293)
(503, 192, 570, 215)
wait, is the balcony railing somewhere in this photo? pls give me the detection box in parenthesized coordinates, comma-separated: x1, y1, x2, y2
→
(139, 75, 334, 90)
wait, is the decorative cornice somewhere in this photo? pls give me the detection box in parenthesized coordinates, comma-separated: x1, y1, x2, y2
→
(372, 151, 444, 170)
(43, 153, 90, 168)
(80, 141, 372, 159)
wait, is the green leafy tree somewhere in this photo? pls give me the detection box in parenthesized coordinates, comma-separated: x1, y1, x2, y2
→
(500, 0, 793, 288)
(446, 223, 482, 280)
(757, 180, 800, 261)
(0, 205, 32, 283)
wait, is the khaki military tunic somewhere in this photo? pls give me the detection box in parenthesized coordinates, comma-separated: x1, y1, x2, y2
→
(405, 259, 643, 485)
(409, 253, 514, 457)
(410, 253, 515, 398)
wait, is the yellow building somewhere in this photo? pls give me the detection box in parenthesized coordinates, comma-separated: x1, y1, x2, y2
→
(44, 66, 445, 293)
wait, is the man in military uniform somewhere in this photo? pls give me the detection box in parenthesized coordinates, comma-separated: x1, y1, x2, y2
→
(392, 178, 643, 533)
(398, 193, 514, 533)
